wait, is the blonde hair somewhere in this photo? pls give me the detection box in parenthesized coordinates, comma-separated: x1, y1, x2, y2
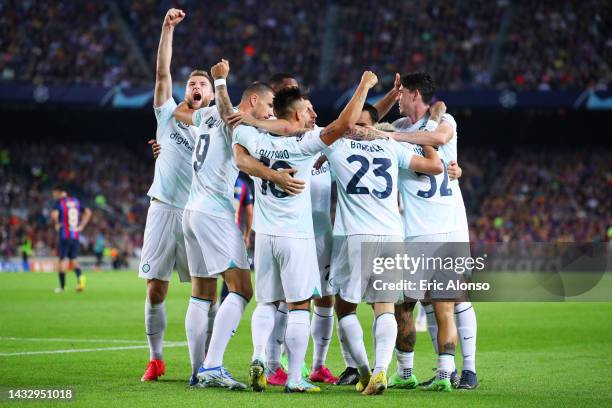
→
(187, 70, 213, 88)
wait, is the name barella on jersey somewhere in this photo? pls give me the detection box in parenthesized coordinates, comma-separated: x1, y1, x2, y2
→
(147, 98, 199, 209)
(184, 106, 239, 220)
(233, 125, 327, 238)
(324, 138, 414, 236)
(394, 113, 467, 237)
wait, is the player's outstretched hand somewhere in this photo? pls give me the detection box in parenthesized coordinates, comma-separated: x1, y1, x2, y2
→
(447, 160, 462, 180)
(430, 101, 447, 120)
(211, 59, 230, 80)
(163, 8, 185, 28)
(273, 168, 305, 195)
(148, 139, 161, 159)
(394, 72, 401, 92)
(313, 155, 328, 170)
(360, 71, 378, 89)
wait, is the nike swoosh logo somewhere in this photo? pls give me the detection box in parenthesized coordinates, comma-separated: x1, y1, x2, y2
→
(463, 336, 474, 340)
(276, 340, 283, 345)
(322, 337, 331, 341)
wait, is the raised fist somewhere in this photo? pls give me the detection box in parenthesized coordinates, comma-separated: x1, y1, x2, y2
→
(163, 8, 185, 28)
(211, 59, 230, 80)
(360, 71, 378, 89)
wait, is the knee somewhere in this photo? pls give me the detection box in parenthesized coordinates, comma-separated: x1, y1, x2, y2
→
(147, 280, 167, 304)
(314, 295, 334, 308)
(288, 299, 310, 311)
(224, 269, 253, 301)
(334, 296, 356, 318)
(190, 277, 216, 301)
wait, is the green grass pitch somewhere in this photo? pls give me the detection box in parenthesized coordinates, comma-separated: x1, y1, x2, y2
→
(1, 271, 611, 407)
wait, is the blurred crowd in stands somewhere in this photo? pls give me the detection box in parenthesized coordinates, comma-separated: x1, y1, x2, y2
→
(0, 144, 152, 262)
(1, 0, 609, 91)
(1, 143, 609, 261)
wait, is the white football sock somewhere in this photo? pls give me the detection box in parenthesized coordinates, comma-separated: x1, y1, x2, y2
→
(145, 300, 166, 361)
(396, 349, 414, 379)
(455, 302, 477, 373)
(437, 353, 456, 380)
(185, 297, 210, 375)
(204, 301, 219, 355)
(337, 318, 357, 368)
(338, 314, 370, 377)
(285, 310, 311, 383)
(373, 313, 397, 377)
(266, 301, 287, 371)
(311, 306, 334, 369)
(251, 303, 277, 362)
(203, 292, 247, 368)
(424, 303, 439, 354)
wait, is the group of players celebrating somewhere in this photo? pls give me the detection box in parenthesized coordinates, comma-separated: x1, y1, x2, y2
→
(138, 8, 478, 395)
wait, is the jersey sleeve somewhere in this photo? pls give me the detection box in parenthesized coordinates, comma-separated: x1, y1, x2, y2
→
(441, 113, 457, 130)
(233, 125, 259, 155)
(153, 98, 177, 126)
(192, 106, 217, 128)
(296, 127, 327, 156)
(392, 117, 411, 131)
(392, 140, 416, 170)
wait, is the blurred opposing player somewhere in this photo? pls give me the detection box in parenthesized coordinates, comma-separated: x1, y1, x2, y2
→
(51, 185, 91, 293)
(381, 72, 478, 390)
(139, 8, 215, 383)
(234, 72, 378, 393)
(234, 172, 254, 250)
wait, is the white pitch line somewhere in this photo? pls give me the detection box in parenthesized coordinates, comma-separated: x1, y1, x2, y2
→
(0, 337, 179, 344)
(0, 342, 186, 357)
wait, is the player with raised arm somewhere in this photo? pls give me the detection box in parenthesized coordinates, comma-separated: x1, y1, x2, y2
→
(139, 8, 216, 383)
(320, 98, 443, 395)
(172, 60, 305, 390)
(382, 72, 478, 391)
(233, 71, 378, 393)
(51, 185, 91, 293)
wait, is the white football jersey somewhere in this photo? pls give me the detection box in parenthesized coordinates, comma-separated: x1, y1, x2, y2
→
(394, 113, 467, 237)
(310, 153, 332, 235)
(233, 125, 327, 238)
(147, 98, 198, 209)
(184, 106, 239, 220)
(324, 138, 414, 236)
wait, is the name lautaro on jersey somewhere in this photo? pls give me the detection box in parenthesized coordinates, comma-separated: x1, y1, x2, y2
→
(257, 149, 290, 160)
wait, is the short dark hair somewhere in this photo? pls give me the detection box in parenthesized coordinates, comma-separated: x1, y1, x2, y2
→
(241, 82, 274, 102)
(268, 72, 297, 89)
(400, 72, 435, 104)
(52, 184, 65, 193)
(187, 69, 213, 89)
(362, 103, 379, 124)
(273, 87, 307, 120)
